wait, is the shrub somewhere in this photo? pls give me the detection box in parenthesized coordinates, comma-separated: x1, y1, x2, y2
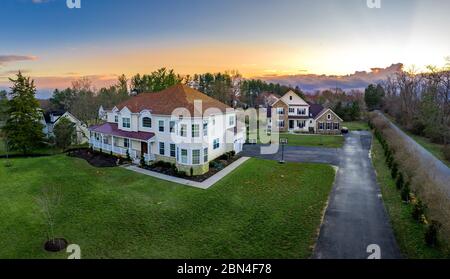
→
(400, 182, 410, 202)
(386, 154, 393, 169)
(396, 172, 404, 190)
(425, 220, 442, 247)
(140, 155, 146, 168)
(443, 145, 450, 162)
(177, 171, 187, 177)
(412, 198, 426, 222)
(190, 167, 194, 177)
(391, 162, 398, 179)
(126, 149, 131, 161)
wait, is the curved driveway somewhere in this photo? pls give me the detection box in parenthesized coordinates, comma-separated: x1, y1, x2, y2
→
(242, 131, 402, 259)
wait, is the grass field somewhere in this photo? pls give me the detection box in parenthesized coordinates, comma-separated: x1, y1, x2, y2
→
(371, 138, 449, 258)
(0, 137, 62, 157)
(343, 121, 370, 131)
(257, 133, 344, 148)
(383, 114, 450, 167)
(407, 133, 450, 168)
(0, 155, 335, 259)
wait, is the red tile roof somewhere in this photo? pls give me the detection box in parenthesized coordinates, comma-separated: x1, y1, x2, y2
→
(89, 123, 155, 141)
(116, 83, 231, 116)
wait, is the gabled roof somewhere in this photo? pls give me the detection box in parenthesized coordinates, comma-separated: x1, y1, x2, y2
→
(309, 104, 324, 118)
(116, 84, 231, 116)
(314, 108, 344, 122)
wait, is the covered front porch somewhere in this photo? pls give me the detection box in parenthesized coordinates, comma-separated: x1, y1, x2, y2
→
(89, 122, 156, 164)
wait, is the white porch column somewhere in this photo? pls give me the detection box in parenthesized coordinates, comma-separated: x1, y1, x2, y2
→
(111, 136, 115, 154)
(100, 134, 104, 150)
(128, 138, 132, 158)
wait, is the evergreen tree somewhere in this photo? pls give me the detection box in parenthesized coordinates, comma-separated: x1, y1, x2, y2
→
(364, 84, 384, 110)
(2, 72, 45, 154)
(53, 117, 76, 150)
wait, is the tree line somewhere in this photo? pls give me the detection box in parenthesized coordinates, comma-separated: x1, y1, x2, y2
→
(366, 63, 450, 145)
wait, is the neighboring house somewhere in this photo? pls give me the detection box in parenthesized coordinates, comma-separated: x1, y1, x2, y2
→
(254, 92, 281, 108)
(266, 90, 343, 134)
(89, 84, 246, 175)
(42, 110, 89, 144)
(98, 106, 112, 121)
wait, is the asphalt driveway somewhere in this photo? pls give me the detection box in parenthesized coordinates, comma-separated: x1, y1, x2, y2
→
(242, 131, 402, 259)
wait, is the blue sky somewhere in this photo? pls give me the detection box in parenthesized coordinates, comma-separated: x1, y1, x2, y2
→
(0, 0, 449, 96)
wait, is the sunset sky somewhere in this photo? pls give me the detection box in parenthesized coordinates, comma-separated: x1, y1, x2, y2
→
(0, 0, 449, 97)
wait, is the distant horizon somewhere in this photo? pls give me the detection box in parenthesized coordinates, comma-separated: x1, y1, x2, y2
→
(1, 62, 408, 99)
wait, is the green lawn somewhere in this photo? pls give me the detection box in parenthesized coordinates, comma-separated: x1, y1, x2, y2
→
(407, 133, 450, 167)
(371, 138, 449, 258)
(383, 114, 450, 167)
(278, 133, 344, 148)
(0, 137, 62, 157)
(0, 155, 335, 259)
(344, 121, 370, 131)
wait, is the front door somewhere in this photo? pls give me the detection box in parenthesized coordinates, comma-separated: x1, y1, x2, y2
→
(289, 120, 294, 130)
(141, 142, 148, 154)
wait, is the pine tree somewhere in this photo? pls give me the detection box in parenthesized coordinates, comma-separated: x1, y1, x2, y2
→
(2, 72, 45, 154)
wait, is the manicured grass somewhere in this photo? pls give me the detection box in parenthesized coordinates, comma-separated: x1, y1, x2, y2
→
(407, 134, 450, 168)
(371, 138, 448, 258)
(383, 114, 450, 167)
(278, 133, 344, 148)
(254, 130, 344, 148)
(0, 137, 61, 156)
(344, 121, 370, 131)
(0, 155, 335, 259)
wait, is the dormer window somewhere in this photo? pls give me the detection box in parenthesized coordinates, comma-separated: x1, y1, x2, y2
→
(327, 114, 332, 120)
(114, 115, 118, 123)
(122, 118, 131, 128)
(142, 117, 152, 128)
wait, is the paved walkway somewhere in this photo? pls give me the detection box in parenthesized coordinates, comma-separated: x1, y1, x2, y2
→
(123, 157, 250, 189)
(242, 144, 341, 166)
(375, 111, 450, 197)
(313, 131, 401, 259)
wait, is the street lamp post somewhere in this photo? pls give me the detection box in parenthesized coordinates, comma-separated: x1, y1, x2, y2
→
(279, 137, 288, 164)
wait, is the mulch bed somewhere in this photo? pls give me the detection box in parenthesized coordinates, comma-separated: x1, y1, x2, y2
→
(44, 238, 68, 252)
(142, 155, 242, 182)
(68, 148, 124, 168)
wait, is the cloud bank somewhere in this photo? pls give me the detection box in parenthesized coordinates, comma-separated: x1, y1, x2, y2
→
(258, 63, 404, 93)
(0, 55, 37, 66)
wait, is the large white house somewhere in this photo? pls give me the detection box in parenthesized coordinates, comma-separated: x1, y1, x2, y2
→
(89, 84, 245, 175)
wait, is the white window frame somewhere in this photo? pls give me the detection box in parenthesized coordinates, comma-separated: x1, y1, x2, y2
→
(192, 124, 200, 138)
(122, 117, 131, 128)
(158, 120, 165, 132)
(203, 147, 208, 163)
(213, 138, 220, 150)
(192, 149, 200, 165)
(181, 149, 188, 164)
(142, 117, 152, 128)
(180, 124, 187, 137)
(170, 144, 176, 157)
(159, 142, 165, 155)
